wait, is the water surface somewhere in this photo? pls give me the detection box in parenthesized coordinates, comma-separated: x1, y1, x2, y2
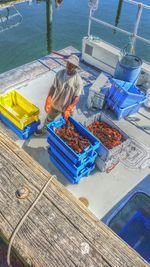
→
(0, 0, 149, 74)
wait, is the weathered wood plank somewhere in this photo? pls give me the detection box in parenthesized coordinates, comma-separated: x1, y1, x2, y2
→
(0, 143, 111, 267)
(0, 131, 149, 267)
(0, 155, 109, 267)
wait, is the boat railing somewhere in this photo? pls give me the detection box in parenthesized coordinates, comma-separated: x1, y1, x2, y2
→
(0, 0, 32, 10)
(0, 5, 23, 33)
(88, 0, 150, 53)
(0, 0, 33, 33)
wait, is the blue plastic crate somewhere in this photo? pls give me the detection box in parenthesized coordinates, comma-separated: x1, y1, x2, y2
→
(47, 116, 100, 165)
(48, 144, 97, 176)
(107, 98, 145, 120)
(118, 211, 150, 263)
(107, 79, 146, 108)
(0, 113, 40, 139)
(48, 149, 95, 184)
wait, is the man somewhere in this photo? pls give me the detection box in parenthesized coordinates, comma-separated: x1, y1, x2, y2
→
(35, 54, 83, 136)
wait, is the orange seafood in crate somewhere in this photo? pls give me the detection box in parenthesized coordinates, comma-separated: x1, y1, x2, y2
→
(87, 121, 123, 149)
(55, 121, 91, 154)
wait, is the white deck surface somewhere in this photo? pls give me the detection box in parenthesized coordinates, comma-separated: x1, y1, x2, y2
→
(3, 63, 148, 220)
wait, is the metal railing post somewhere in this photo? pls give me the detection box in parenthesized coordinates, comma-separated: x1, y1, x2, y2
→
(130, 3, 143, 53)
(88, 9, 92, 36)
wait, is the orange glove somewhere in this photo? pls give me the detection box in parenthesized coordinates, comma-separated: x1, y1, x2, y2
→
(45, 95, 52, 113)
(64, 96, 80, 120)
(64, 109, 71, 120)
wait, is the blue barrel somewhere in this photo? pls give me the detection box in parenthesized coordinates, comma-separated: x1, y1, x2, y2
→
(114, 54, 142, 83)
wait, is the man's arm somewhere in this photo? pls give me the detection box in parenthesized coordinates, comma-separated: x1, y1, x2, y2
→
(64, 74, 83, 120)
(45, 75, 58, 113)
(48, 75, 58, 97)
(70, 96, 80, 107)
(64, 96, 80, 120)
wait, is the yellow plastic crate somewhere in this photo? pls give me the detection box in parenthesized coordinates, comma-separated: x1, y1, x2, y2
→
(0, 90, 40, 130)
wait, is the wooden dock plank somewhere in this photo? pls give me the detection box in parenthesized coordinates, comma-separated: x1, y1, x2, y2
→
(0, 131, 148, 267)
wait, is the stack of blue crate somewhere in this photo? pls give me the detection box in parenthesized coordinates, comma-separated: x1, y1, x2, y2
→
(0, 90, 40, 139)
(106, 79, 147, 119)
(47, 116, 100, 184)
(0, 113, 40, 139)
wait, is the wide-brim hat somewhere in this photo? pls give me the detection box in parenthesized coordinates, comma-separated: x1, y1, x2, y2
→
(66, 54, 81, 69)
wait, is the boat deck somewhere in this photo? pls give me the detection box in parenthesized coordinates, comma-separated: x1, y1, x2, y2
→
(0, 46, 149, 219)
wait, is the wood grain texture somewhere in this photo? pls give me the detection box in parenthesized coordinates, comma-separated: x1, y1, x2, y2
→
(0, 128, 148, 267)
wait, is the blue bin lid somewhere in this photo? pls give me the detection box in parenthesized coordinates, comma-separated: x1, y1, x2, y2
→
(119, 54, 142, 69)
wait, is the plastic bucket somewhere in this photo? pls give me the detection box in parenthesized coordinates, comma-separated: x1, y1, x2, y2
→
(114, 54, 142, 83)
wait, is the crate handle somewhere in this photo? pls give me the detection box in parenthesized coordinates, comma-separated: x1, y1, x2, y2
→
(80, 167, 88, 174)
(4, 108, 21, 123)
(80, 154, 92, 164)
(80, 156, 89, 164)
(27, 110, 39, 117)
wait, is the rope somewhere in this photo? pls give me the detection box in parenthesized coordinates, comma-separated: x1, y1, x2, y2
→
(88, 0, 99, 11)
(120, 38, 135, 59)
(7, 174, 56, 267)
